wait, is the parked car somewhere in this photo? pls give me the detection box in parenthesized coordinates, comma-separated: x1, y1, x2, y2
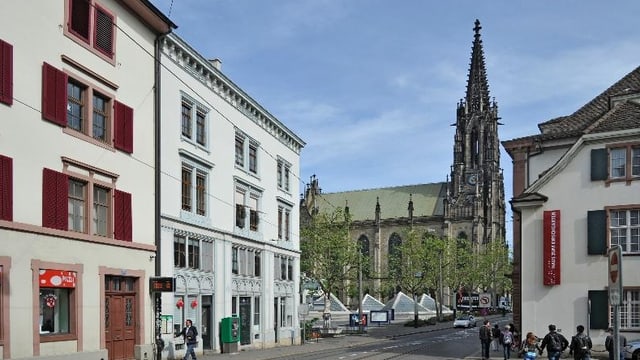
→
(624, 339, 640, 360)
(453, 314, 476, 328)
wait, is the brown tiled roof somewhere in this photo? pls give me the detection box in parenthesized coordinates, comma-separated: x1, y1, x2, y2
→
(584, 100, 640, 134)
(537, 65, 640, 136)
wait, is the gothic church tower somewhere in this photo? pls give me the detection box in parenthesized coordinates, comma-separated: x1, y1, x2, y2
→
(444, 20, 506, 245)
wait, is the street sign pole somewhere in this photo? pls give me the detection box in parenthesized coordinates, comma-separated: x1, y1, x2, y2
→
(608, 245, 623, 360)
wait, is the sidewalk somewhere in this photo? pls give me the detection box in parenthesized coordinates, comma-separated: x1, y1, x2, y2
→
(200, 314, 518, 360)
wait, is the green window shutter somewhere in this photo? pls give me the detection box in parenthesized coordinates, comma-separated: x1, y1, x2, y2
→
(588, 290, 609, 330)
(591, 148, 608, 181)
(587, 210, 607, 255)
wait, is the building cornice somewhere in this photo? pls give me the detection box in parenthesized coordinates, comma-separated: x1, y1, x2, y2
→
(161, 34, 306, 155)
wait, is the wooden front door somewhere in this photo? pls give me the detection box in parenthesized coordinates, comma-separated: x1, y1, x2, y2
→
(105, 276, 137, 360)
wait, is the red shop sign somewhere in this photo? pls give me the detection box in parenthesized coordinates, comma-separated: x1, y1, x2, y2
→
(39, 269, 76, 288)
(543, 210, 561, 286)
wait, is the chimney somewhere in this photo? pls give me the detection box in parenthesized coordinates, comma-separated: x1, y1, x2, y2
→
(209, 58, 222, 70)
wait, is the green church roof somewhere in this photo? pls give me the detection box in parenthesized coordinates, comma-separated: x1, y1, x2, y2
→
(317, 183, 446, 222)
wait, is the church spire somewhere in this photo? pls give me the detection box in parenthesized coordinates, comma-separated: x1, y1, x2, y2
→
(465, 19, 491, 113)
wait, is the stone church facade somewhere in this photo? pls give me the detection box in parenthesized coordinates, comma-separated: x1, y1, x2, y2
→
(300, 20, 506, 306)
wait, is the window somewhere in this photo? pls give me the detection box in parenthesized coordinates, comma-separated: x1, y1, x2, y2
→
(66, 0, 116, 61)
(620, 289, 640, 329)
(277, 159, 291, 192)
(65, 77, 114, 142)
(39, 269, 77, 337)
(42, 164, 131, 241)
(174, 234, 208, 270)
(274, 256, 292, 281)
(231, 247, 238, 275)
(188, 238, 200, 269)
(174, 235, 186, 268)
(42, 63, 133, 153)
(231, 247, 261, 277)
(181, 164, 208, 217)
(278, 205, 292, 241)
(235, 132, 259, 175)
(0, 154, 13, 221)
(180, 96, 208, 147)
(611, 148, 626, 178)
(0, 38, 13, 105)
(68, 180, 86, 232)
(235, 185, 261, 232)
(235, 136, 244, 167)
(201, 241, 213, 272)
(610, 209, 640, 253)
(253, 297, 260, 325)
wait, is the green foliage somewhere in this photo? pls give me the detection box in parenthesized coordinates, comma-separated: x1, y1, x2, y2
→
(300, 207, 359, 308)
(387, 228, 429, 296)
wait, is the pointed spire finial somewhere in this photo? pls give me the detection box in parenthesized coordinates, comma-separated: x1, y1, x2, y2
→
(474, 19, 482, 38)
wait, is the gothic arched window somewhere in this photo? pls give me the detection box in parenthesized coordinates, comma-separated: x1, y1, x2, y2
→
(388, 233, 402, 277)
(358, 235, 370, 277)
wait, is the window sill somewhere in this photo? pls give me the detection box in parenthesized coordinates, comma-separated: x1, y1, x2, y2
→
(40, 333, 77, 342)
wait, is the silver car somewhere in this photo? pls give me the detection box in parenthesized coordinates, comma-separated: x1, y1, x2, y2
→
(624, 339, 640, 360)
(453, 314, 476, 328)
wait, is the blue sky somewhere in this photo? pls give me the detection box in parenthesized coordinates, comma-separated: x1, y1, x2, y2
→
(150, 1, 640, 242)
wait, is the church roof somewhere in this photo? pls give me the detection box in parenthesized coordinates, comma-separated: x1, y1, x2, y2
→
(316, 182, 447, 222)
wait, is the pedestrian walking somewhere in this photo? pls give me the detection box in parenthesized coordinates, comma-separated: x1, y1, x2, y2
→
(492, 324, 501, 351)
(605, 327, 627, 360)
(479, 319, 493, 360)
(501, 324, 515, 360)
(539, 324, 569, 360)
(569, 325, 592, 360)
(176, 319, 198, 360)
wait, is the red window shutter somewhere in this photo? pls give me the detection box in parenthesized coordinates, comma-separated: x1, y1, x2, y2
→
(0, 155, 13, 221)
(42, 168, 68, 230)
(0, 39, 13, 105)
(114, 189, 132, 242)
(94, 6, 114, 58)
(113, 100, 133, 153)
(41, 62, 67, 126)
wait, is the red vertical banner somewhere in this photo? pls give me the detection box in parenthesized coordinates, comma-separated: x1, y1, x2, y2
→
(543, 210, 561, 285)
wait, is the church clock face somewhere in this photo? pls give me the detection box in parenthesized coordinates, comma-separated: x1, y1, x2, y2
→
(466, 173, 477, 186)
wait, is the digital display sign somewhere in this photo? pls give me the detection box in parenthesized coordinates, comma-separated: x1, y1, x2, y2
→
(149, 277, 175, 292)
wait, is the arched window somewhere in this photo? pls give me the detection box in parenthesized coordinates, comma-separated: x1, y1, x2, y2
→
(388, 233, 402, 276)
(358, 235, 369, 257)
(358, 235, 370, 277)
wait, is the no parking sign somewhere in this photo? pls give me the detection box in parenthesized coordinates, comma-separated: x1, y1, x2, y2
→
(478, 293, 491, 308)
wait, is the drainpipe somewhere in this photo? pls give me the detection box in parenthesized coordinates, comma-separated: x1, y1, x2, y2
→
(154, 32, 169, 360)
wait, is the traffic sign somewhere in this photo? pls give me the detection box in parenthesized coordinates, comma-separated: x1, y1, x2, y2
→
(478, 293, 491, 308)
(608, 246, 622, 306)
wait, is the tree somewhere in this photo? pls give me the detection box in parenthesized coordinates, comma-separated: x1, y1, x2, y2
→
(300, 207, 358, 327)
(421, 234, 447, 321)
(388, 228, 430, 327)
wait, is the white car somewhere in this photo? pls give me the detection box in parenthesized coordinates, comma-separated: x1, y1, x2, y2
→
(453, 314, 476, 328)
(624, 339, 640, 360)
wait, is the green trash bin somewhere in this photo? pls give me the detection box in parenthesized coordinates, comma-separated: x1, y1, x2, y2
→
(221, 316, 240, 353)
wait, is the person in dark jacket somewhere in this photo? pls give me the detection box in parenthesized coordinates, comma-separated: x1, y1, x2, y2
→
(605, 327, 627, 360)
(479, 319, 493, 360)
(492, 324, 501, 351)
(569, 325, 592, 360)
(540, 324, 569, 360)
(176, 319, 198, 360)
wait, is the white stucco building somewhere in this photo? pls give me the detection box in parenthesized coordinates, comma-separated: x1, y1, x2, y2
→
(0, 1, 175, 359)
(503, 65, 640, 345)
(157, 33, 305, 357)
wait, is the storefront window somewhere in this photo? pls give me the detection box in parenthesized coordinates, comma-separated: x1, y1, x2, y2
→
(40, 288, 71, 334)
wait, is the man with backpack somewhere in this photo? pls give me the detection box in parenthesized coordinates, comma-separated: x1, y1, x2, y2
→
(539, 324, 569, 360)
(569, 325, 592, 360)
